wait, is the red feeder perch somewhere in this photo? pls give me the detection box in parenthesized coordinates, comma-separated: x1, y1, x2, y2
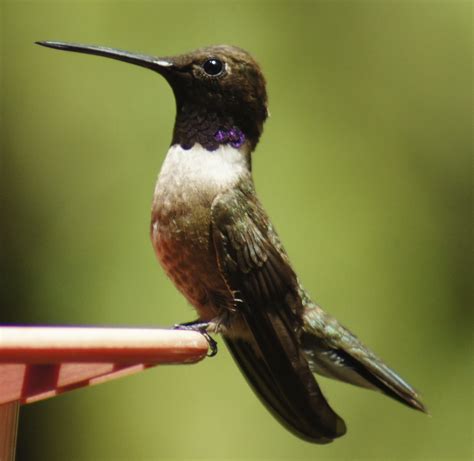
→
(0, 326, 209, 461)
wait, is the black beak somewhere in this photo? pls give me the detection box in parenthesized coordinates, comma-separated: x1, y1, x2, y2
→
(36, 41, 174, 73)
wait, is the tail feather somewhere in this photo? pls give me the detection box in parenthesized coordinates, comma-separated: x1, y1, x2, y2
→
(301, 330, 427, 413)
(338, 349, 427, 413)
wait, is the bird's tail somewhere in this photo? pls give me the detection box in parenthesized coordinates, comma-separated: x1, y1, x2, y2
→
(301, 324, 427, 413)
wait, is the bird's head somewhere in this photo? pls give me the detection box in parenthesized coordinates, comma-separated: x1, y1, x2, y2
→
(37, 41, 268, 151)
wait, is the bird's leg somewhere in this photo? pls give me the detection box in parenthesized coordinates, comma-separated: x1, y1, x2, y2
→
(173, 319, 218, 357)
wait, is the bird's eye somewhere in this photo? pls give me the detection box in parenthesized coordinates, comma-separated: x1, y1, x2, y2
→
(203, 58, 224, 76)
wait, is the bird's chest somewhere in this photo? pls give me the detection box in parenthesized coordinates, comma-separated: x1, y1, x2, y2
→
(150, 144, 246, 311)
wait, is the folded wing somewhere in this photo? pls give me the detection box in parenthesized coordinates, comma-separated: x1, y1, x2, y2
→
(211, 184, 346, 443)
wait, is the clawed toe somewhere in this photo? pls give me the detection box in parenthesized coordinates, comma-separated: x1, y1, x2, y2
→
(200, 330, 218, 357)
(173, 321, 218, 357)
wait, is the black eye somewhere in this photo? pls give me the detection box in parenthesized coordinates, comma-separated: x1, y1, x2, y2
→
(203, 58, 224, 76)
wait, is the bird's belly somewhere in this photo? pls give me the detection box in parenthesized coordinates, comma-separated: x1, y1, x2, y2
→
(151, 210, 227, 319)
(150, 143, 248, 321)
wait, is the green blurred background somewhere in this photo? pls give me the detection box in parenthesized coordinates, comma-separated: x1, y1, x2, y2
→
(1, 1, 472, 460)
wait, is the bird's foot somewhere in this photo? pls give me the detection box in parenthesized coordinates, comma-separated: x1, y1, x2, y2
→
(173, 320, 218, 357)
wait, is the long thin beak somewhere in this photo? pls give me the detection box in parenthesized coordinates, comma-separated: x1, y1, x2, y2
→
(36, 41, 174, 72)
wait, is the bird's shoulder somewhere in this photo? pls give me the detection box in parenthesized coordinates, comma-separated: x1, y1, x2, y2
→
(210, 180, 297, 308)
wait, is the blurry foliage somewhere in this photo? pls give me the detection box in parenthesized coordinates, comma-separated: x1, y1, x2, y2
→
(1, 1, 472, 460)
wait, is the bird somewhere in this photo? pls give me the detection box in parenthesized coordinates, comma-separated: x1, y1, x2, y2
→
(36, 40, 426, 443)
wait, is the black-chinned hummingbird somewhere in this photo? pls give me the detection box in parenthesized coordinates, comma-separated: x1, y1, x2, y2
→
(36, 40, 426, 443)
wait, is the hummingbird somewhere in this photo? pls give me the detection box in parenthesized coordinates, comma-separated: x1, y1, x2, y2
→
(36, 41, 426, 443)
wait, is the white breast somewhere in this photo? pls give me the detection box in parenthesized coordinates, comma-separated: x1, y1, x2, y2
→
(150, 143, 249, 311)
(153, 143, 248, 210)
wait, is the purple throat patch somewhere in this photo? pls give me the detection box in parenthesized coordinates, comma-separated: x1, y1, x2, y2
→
(214, 128, 246, 148)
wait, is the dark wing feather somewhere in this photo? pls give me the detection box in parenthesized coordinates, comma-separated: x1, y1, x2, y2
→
(211, 186, 346, 443)
(224, 337, 334, 444)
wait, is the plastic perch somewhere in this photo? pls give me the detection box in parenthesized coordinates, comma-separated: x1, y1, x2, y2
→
(0, 326, 209, 461)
